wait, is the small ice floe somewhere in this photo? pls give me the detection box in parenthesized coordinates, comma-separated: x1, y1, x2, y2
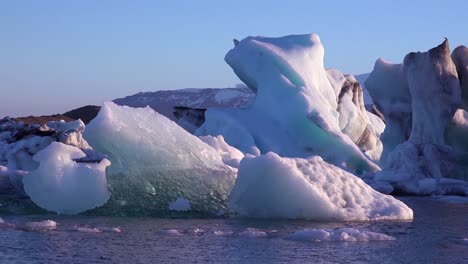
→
(193, 228, 205, 234)
(239, 228, 268, 238)
(75, 226, 101, 233)
(24, 220, 57, 231)
(286, 228, 395, 242)
(160, 229, 184, 236)
(99, 227, 122, 233)
(462, 238, 468, 245)
(213, 230, 234, 236)
(74, 225, 121, 233)
(0, 217, 4, 224)
(168, 197, 191, 211)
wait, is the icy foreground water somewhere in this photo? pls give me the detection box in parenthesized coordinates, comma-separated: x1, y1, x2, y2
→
(0, 198, 466, 263)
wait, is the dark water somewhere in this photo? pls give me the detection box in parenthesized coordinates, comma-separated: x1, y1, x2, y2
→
(0, 197, 466, 264)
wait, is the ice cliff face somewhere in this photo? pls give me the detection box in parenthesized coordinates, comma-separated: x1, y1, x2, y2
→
(196, 34, 381, 174)
(366, 40, 468, 195)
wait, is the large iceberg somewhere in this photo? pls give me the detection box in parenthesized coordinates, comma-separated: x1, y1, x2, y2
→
(23, 142, 110, 214)
(196, 34, 381, 174)
(228, 152, 413, 221)
(84, 102, 237, 215)
(366, 40, 468, 195)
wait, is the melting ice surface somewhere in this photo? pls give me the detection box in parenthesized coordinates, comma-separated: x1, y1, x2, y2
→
(84, 102, 236, 215)
(228, 153, 413, 221)
(23, 142, 110, 214)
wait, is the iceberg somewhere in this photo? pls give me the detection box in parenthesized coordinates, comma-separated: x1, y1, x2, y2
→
(196, 34, 380, 174)
(366, 39, 468, 195)
(84, 102, 237, 215)
(23, 142, 111, 214)
(228, 152, 413, 221)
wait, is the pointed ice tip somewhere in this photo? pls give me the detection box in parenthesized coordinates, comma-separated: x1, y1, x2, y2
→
(430, 38, 450, 55)
(233, 39, 239, 46)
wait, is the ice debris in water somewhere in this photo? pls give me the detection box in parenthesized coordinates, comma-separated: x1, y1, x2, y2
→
(213, 230, 234, 236)
(74, 225, 122, 233)
(160, 229, 184, 236)
(286, 228, 395, 242)
(24, 220, 57, 231)
(75, 226, 102, 233)
(84, 102, 236, 215)
(238, 228, 268, 238)
(228, 152, 413, 221)
(168, 197, 191, 211)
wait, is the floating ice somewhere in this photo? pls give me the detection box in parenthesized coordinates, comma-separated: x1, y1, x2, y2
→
(84, 102, 236, 215)
(286, 228, 395, 242)
(160, 229, 184, 236)
(196, 34, 379, 174)
(24, 220, 57, 231)
(213, 230, 233, 236)
(228, 153, 413, 221)
(169, 197, 191, 211)
(239, 228, 268, 238)
(23, 142, 111, 214)
(75, 226, 102, 233)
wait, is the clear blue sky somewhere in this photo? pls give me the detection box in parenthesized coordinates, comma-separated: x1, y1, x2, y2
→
(1, 0, 466, 117)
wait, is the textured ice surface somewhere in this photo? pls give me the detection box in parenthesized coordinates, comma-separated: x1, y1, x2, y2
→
(197, 34, 379, 174)
(228, 152, 413, 221)
(84, 102, 236, 215)
(199, 135, 244, 168)
(286, 228, 395, 242)
(23, 142, 110, 214)
(367, 40, 468, 195)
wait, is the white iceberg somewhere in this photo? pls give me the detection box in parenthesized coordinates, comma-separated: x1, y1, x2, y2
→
(228, 152, 413, 221)
(196, 34, 380, 174)
(23, 142, 111, 214)
(84, 102, 236, 215)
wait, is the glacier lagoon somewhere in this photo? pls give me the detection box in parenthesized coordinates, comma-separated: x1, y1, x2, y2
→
(0, 198, 466, 264)
(0, 32, 467, 263)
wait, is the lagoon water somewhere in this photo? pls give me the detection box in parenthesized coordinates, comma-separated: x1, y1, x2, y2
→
(0, 197, 466, 264)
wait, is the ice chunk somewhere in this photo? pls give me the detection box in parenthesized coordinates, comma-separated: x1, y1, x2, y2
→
(75, 226, 102, 233)
(168, 197, 191, 211)
(239, 228, 268, 238)
(213, 230, 233, 236)
(160, 229, 184, 236)
(23, 142, 111, 214)
(24, 220, 57, 231)
(197, 34, 379, 174)
(286, 228, 395, 242)
(84, 102, 236, 215)
(228, 152, 413, 221)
